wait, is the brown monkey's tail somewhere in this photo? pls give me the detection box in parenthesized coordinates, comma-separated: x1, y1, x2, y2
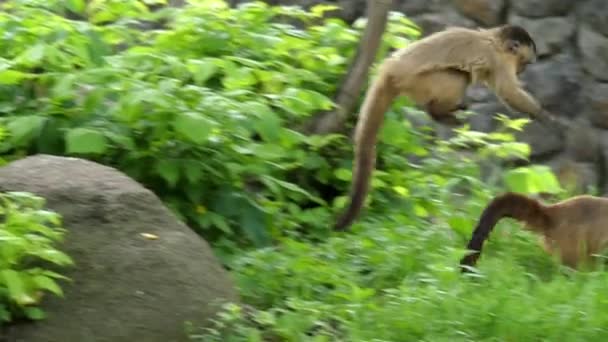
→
(459, 192, 551, 272)
(334, 73, 397, 231)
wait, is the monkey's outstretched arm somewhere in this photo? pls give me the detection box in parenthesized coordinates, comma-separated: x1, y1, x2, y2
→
(488, 64, 567, 130)
(489, 65, 542, 117)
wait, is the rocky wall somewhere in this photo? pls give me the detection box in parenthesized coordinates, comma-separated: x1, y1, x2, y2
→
(239, 0, 608, 194)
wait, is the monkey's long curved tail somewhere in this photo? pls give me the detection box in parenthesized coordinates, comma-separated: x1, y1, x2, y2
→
(459, 192, 551, 272)
(334, 74, 397, 231)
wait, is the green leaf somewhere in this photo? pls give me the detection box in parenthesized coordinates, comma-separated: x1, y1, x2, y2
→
(156, 160, 180, 188)
(65, 0, 86, 14)
(0, 304, 10, 322)
(173, 112, 215, 145)
(52, 73, 77, 99)
(447, 215, 472, 236)
(279, 88, 333, 116)
(334, 168, 351, 181)
(529, 165, 562, 193)
(208, 213, 232, 234)
(36, 118, 65, 154)
(33, 275, 64, 297)
(381, 118, 411, 147)
(250, 104, 282, 142)
(414, 204, 429, 218)
(239, 199, 271, 248)
(504, 169, 529, 193)
(187, 59, 219, 85)
(16, 44, 45, 67)
(1, 270, 35, 305)
(23, 307, 46, 320)
(106, 132, 136, 150)
(503, 165, 562, 194)
(0, 70, 31, 85)
(222, 67, 257, 90)
(310, 4, 339, 16)
(85, 29, 110, 66)
(65, 128, 108, 155)
(183, 160, 203, 184)
(7, 115, 46, 146)
(34, 249, 74, 266)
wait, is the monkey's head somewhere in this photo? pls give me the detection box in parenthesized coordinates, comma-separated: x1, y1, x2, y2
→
(496, 25, 537, 74)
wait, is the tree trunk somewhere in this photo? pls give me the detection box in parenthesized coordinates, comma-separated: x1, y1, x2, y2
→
(305, 0, 394, 135)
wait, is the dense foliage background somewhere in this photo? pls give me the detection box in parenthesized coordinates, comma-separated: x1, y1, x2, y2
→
(2, 0, 608, 340)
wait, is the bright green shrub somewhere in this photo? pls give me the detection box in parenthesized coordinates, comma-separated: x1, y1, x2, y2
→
(0, 191, 73, 322)
(0, 0, 424, 252)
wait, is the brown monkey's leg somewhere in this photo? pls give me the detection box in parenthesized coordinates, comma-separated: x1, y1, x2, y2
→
(456, 102, 469, 111)
(558, 243, 581, 269)
(426, 100, 464, 126)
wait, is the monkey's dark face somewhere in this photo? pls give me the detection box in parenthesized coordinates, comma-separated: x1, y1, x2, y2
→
(500, 25, 537, 74)
(503, 40, 535, 74)
(516, 46, 535, 74)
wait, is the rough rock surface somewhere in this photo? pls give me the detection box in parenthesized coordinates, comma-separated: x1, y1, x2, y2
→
(0, 155, 238, 342)
(453, 0, 505, 26)
(578, 0, 608, 37)
(508, 15, 574, 57)
(519, 53, 583, 118)
(510, 0, 573, 18)
(585, 82, 608, 129)
(578, 25, 608, 81)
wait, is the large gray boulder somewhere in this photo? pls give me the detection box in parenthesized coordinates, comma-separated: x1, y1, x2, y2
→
(0, 155, 238, 342)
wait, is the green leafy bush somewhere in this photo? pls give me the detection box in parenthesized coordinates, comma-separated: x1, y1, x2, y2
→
(0, 0, 422, 252)
(0, 191, 73, 322)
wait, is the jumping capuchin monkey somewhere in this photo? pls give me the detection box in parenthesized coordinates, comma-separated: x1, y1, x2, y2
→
(334, 24, 559, 231)
(460, 192, 608, 271)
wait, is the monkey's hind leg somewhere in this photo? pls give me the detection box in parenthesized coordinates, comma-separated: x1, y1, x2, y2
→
(421, 70, 469, 126)
(426, 99, 465, 126)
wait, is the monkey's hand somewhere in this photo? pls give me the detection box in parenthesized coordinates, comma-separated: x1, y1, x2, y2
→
(535, 109, 568, 132)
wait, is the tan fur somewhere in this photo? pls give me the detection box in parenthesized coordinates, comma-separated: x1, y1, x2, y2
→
(335, 25, 547, 231)
(460, 192, 608, 270)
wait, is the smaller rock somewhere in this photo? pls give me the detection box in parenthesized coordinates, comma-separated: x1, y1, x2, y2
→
(467, 102, 505, 132)
(466, 84, 496, 103)
(547, 157, 599, 194)
(578, 0, 608, 37)
(578, 25, 608, 81)
(515, 119, 565, 158)
(453, 0, 505, 26)
(340, 0, 366, 23)
(508, 15, 575, 57)
(395, 0, 445, 16)
(564, 120, 601, 163)
(412, 10, 477, 35)
(585, 81, 608, 129)
(519, 53, 583, 117)
(511, 0, 573, 18)
(598, 135, 608, 194)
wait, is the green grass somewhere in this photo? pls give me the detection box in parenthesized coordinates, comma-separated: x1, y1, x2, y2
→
(195, 213, 608, 341)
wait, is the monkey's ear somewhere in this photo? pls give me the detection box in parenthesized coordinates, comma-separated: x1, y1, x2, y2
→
(506, 40, 521, 54)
